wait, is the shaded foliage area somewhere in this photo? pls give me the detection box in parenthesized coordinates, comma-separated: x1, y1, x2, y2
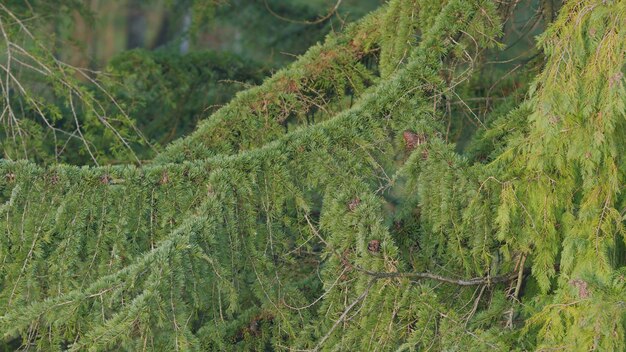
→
(206, 0, 381, 67)
(0, 46, 264, 165)
(104, 49, 268, 156)
(0, 0, 375, 165)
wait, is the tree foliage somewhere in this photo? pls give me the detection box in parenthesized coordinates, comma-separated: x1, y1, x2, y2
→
(0, 0, 625, 351)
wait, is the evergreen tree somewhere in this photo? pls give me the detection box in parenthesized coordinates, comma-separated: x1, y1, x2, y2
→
(1, 0, 625, 350)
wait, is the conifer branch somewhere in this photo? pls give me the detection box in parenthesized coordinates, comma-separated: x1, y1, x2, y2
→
(356, 267, 519, 286)
(305, 213, 518, 287)
(3, 0, 624, 350)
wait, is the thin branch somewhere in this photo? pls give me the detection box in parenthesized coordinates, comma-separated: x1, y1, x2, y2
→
(264, 0, 342, 25)
(312, 278, 375, 352)
(357, 267, 518, 286)
(304, 213, 518, 287)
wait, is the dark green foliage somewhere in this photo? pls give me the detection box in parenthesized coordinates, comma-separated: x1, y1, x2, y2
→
(104, 49, 268, 152)
(155, 10, 383, 163)
(209, 0, 381, 67)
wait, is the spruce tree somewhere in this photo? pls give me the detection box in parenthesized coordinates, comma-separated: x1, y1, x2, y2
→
(1, 0, 625, 350)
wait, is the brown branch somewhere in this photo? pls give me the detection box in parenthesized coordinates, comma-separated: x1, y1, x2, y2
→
(303, 213, 519, 288)
(264, 0, 342, 25)
(357, 267, 518, 286)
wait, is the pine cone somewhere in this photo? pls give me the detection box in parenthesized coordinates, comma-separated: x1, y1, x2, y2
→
(403, 130, 427, 151)
(368, 240, 381, 253)
(159, 171, 169, 185)
(569, 279, 589, 298)
(100, 175, 111, 185)
(48, 173, 59, 185)
(348, 197, 361, 211)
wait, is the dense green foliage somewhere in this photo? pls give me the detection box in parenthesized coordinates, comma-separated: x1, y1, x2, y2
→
(1, 0, 625, 351)
(105, 49, 267, 154)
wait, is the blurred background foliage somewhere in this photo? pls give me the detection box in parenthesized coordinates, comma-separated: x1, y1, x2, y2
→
(0, 0, 382, 164)
(0, 0, 548, 165)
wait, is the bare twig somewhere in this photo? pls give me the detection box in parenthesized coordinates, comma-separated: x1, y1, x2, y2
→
(312, 278, 375, 352)
(264, 0, 342, 25)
